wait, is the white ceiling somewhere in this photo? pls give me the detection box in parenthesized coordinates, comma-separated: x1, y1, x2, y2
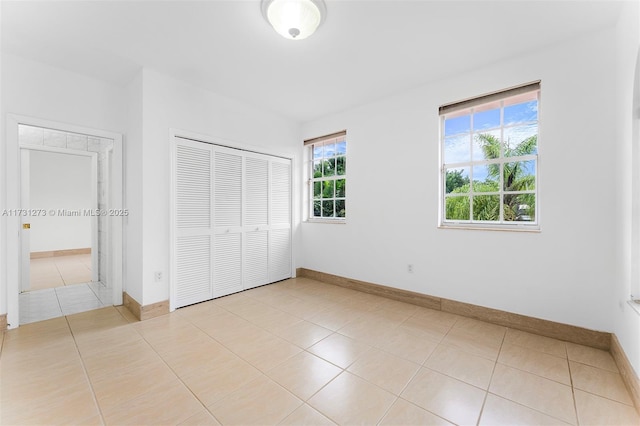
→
(1, 1, 625, 122)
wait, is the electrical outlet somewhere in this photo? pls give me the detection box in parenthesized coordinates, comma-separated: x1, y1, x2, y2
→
(407, 264, 413, 273)
(154, 271, 162, 282)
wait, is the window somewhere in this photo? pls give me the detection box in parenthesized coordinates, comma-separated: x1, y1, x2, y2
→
(306, 131, 347, 221)
(440, 82, 540, 230)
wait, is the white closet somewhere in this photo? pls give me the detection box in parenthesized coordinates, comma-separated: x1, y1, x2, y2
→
(172, 137, 291, 309)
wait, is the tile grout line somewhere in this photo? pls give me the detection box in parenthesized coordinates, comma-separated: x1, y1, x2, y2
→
(128, 316, 226, 425)
(64, 315, 107, 426)
(373, 318, 429, 425)
(485, 336, 577, 424)
(476, 325, 508, 425)
(375, 312, 471, 425)
(566, 344, 582, 426)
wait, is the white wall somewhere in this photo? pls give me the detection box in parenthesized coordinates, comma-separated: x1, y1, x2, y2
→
(29, 150, 92, 252)
(0, 53, 127, 134)
(0, 53, 127, 319)
(301, 27, 619, 335)
(613, 0, 640, 379)
(129, 68, 301, 305)
(124, 71, 144, 303)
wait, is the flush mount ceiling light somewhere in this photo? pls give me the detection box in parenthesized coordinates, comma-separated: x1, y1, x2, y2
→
(261, 0, 326, 40)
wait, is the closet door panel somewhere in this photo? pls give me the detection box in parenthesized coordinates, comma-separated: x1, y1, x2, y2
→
(213, 149, 244, 297)
(173, 140, 213, 308)
(269, 158, 292, 281)
(244, 154, 270, 289)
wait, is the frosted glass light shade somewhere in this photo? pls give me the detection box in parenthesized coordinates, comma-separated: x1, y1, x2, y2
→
(261, 0, 326, 40)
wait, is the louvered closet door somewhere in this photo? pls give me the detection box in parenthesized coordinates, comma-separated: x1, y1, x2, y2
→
(269, 158, 292, 282)
(173, 138, 292, 309)
(244, 154, 270, 289)
(213, 148, 244, 297)
(174, 139, 213, 308)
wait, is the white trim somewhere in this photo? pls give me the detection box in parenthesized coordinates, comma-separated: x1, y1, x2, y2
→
(5, 114, 123, 328)
(19, 150, 30, 293)
(631, 46, 640, 302)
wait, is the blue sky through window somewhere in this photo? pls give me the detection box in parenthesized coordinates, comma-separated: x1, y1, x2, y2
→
(443, 100, 538, 165)
(504, 101, 537, 125)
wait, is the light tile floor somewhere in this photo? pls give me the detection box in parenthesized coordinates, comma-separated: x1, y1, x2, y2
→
(1, 277, 638, 425)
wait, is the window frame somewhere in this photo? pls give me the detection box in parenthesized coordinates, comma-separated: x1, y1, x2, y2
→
(439, 82, 541, 231)
(305, 131, 347, 223)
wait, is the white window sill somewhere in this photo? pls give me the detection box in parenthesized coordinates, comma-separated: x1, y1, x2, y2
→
(306, 219, 346, 224)
(439, 224, 541, 233)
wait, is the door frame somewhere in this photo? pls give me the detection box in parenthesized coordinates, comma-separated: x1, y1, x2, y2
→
(169, 128, 296, 312)
(20, 146, 99, 292)
(4, 114, 124, 329)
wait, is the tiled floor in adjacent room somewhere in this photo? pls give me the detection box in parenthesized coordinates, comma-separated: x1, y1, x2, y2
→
(19, 282, 112, 325)
(30, 253, 93, 290)
(20, 253, 110, 325)
(1, 277, 638, 425)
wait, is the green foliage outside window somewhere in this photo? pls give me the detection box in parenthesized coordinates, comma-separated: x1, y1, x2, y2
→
(445, 134, 537, 222)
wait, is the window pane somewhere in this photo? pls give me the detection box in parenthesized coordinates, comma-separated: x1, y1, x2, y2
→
(323, 158, 336, 177)
(322, 200, 334, 217)
(504, 100, 537, 125)
(313, 200, 321, 217)
(473, 195, 500, 221)
(444, 134, 470, 164)
(336, 156, 346, 175)
(336, 199, 345, 218)
(313, 160, 322, 178)
(472, 165, 498, 192)
(444, 115, 470, 136)
(473, 108, 500, 131)
(504, 124, 537, 156)
(504, 160, 536, 191)
(322, 180, 334, 198)
(513, 194, 536, 222)
(336, 140, 346, 155)
(313, 181, 321, 199)
(503, 194, 535, 221)
(445, 196, 470, 220)
(313, 145, 323, 160)
(473, 130, 501, 161)
(324, 142, 335, 158)
(445, 167, 469, 194)
(335, 179, 345, 197)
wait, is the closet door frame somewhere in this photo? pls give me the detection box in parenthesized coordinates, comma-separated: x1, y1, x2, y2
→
(169, 129, 295, 312)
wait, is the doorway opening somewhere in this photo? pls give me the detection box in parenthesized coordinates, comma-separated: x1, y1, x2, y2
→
(5, 116, 123, 329)
(20, 146, 106, 324)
